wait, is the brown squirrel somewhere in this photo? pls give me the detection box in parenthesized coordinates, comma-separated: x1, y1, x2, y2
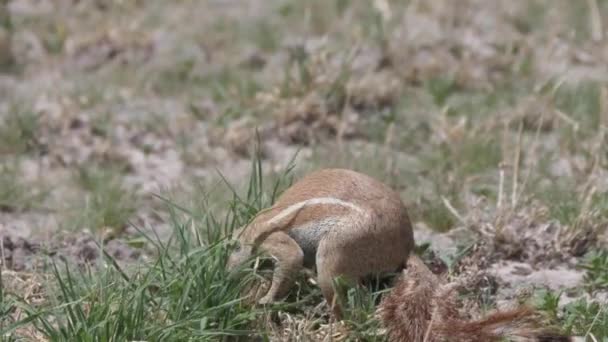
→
(227, 168, 579, 341)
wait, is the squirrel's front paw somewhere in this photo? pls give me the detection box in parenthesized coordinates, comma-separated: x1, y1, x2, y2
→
(258, 294, 275, 305)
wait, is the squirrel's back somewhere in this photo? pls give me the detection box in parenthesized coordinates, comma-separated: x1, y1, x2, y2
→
(260, 168, 408, 218)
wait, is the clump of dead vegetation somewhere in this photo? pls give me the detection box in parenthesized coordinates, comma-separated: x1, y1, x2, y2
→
(251, 45, 402, 146)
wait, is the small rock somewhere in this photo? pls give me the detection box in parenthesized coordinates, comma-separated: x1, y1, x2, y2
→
(490, 261, 584, 290)
(414, 222, 459, 257)
(223, 117, 269, 158)
(240, 50, 266, 69)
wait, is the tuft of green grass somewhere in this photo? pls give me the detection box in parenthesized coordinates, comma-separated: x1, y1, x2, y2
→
(4, 151, 297, 340)
(535, 288, 563, 322)
(553, 81, 601, 131)
(150, 58, 198, 95)
(0, 0, 14, 70)
(72, 166, 136, 233)
(426, 76, 458, 107)
(454, 135, 502, 177)
(0, 263, 19, 342)
(0, 106, 41, 155)
(534, 181, 581, 226)
(224, 141, 298, 229)
(590, 191, 608, 217)
(535, 289, 608, 340)
(208, 69, 261, 127)
(561, 298, 608, 340)
(41, 22, 67, 55)
(4, 220, 261, 341)
(248, 20, 281, 52)
(415, 197, 458, 232)
(580, 249, 608, 292)
(511, 1, 546, 34)
(90, 111, 115, 138)
(333, 276, 384, 341)
(0, 160, 47, 212)
(445, 81, 525, 120)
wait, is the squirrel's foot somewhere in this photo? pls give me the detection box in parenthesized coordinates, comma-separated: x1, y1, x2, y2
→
(258, 294, 275, 305)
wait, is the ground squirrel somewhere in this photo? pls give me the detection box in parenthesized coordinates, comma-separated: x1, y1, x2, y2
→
(227, 168, 578, 341)
(227, 168, 414, 318)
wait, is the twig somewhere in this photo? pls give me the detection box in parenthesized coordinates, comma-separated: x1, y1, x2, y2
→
(554, 109, 580, 131)
(587, 0, 604, 41)
(0, 235, 5, 269)
(373, 0, 392, 22)
(405, 0, 422, 18)
(584, 303, 603, 342)
(384, 121, 395, 176)
(519, 107, 547, 204)
(423, 305, 439, 342)
(336, 93, 351, 149)
(601, 85, 608, 128)
(581, 186, 597, 217)
(441, 196, 466, 224)
(511, 121, 523, 207)
(336, 45, 360, 150)
(497, 163, 505, 209)
(580, 85, 607, 195)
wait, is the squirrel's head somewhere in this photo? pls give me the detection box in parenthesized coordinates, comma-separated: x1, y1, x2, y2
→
(226, 225, 254, 270)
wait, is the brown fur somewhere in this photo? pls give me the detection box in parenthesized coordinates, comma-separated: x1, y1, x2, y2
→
(378, 255, 441, 341)
(379, 255, 575, 342)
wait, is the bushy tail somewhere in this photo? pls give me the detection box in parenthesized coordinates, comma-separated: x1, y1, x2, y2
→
(378, 255, 578, 342)
(432, 304, 574, 342)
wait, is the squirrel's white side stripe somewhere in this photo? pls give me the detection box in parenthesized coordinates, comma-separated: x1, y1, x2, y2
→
(265, 197, 365, 226)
